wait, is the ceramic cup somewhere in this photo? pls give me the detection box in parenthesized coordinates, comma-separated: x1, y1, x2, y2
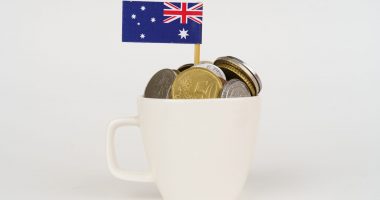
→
(107, 97, 260, 200)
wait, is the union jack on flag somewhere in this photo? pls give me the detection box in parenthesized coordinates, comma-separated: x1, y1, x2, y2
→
(122, 1, 203, 44)
(163, 2, 203, 24)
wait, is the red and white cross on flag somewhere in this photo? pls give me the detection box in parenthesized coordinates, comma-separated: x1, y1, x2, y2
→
(163, 2, 203, 24)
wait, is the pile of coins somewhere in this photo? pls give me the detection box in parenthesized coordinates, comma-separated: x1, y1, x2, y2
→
(144, 56, 262, 99)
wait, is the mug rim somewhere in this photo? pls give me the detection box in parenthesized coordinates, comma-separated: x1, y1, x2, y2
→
(139, 96, 260, 103)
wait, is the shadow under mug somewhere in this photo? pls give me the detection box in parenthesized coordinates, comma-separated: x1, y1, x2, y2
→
(107, 96, 260, 200)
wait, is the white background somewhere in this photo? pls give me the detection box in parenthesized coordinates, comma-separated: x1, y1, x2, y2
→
(0, 0, 379, 199)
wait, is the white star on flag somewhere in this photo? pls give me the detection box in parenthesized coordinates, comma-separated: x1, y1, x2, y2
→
(131, 14, 136, 19)
(141, 6, 146, 11)
(178, 28, 189, 39)
(151, 17, 156, 23)
(140, 33, 145, 39)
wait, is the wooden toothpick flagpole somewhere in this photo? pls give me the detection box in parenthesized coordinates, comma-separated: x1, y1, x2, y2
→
(194, 44, 200, 64)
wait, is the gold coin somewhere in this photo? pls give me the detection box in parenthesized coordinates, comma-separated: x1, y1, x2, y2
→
(214, 57, 258, 96)
(171, 68, 223, 99)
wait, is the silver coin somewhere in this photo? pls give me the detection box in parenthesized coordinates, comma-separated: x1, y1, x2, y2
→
(224, 56, 262, 93)
(221, 79, 251, 98)
(144, 69, 177, 99)
(178, 63, 194, 72)
(194, 63, 227, 81)
(215, 56, 262, 95)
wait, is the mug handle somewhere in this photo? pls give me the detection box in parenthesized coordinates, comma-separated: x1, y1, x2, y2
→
(106, 117, 154, 182)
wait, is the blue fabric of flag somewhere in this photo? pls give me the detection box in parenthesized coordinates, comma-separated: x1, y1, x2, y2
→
(122, 1, 203, 44)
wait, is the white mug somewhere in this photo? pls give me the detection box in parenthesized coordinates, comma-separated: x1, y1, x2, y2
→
(107, 97, 260, 200)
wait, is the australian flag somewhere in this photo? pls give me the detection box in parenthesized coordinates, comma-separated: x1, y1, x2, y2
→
(122, 1, 203, 44)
